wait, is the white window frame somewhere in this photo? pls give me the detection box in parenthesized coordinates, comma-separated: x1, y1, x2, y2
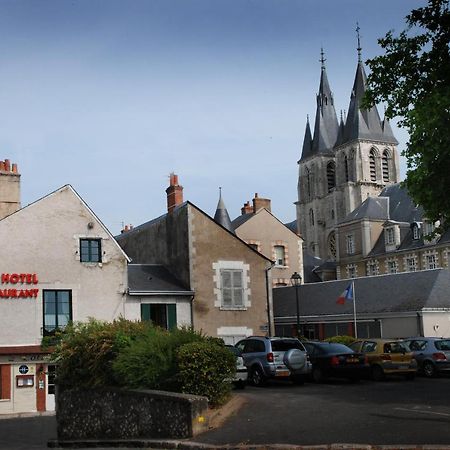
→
(213, 261, 251, 310)
(346, 234, 355, 255)
(387, 259, 398, 274)
(274, 245, 286, 267)
(346, 264, 357, 278)
(385, 228, 395, 245)
(404, 255, 417, 272)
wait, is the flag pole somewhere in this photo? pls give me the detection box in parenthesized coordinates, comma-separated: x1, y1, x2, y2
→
(352, 280, 358, 338)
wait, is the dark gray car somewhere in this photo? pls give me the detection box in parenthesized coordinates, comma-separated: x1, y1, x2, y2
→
(235, 336, 311, 386)
(404, 337, 450, 377)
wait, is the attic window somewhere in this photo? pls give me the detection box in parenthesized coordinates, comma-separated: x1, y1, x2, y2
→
(385, 228, 395, 245)
(80, 238, 102, 263)
(412, 224, 420, 240)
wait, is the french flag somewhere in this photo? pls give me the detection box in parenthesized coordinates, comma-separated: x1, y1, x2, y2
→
(336, 282, 354, 305)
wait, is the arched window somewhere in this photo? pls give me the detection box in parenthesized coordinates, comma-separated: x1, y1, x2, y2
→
(382, 150, 390, 182)
(369, 149, 377, 181)
(344, 155, 349, 182)
(327, 162, 336, 192)
(309, 208, 315, 226)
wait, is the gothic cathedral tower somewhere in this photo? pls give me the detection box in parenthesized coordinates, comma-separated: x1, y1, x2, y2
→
(296, 45, 400, 261)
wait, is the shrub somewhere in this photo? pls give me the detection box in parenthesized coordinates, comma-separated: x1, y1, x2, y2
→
(324, 335, 356, 346)
(176, 340, 236, 407)
(112, 326, 205, 391)
(52, 318, 150, 388)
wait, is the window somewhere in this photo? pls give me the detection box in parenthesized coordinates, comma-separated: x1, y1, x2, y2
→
(347, 264, 357, 278)
(309, 208, 315, 226)
(423, 221, 435, 237)
(80, 238, 101, 263)
(221, 269, 244, 308)
(412, 224, 420, 240)
(305, 167, 312, 200)
(328, 232, 336, 260)
(47, 365, 56, 395)
(387, 260, 398, 274)
(367, 261, 378, 276)
(346, 234, 355, 255)
(382, 150, 390, 182)
(141, 304, 177, 330)
(426, 254, 437, 270)
(274, 246, 286, 266)
(406, 257, 417, 272)
(43, 290, 72, 336)
(369, 149, 377, 181)
(327, 162, 336, 192)
(344, 155, 349, 182)
(385, 228, 395, 245)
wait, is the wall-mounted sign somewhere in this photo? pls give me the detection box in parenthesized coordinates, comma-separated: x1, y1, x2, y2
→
(19, 365, 29, 374)
(0, 273, 39, 298)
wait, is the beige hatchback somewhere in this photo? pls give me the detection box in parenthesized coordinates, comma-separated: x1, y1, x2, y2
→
(349, 338, 417, 381)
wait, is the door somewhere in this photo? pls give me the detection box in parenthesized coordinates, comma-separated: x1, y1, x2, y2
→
(46, 365, 56, 411)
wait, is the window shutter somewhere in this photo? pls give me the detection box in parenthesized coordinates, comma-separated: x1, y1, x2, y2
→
(141, 304, 151, 322)
(233, 270, 244, 306)
(167, 304, 177, 330)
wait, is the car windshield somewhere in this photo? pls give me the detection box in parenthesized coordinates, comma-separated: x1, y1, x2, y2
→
(435, 340, 450, 351)
(271, 339, 304, 351)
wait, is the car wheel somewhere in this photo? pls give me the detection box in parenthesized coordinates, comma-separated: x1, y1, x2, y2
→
(371, 365, 385, 381)
(312, 366, 326, 383)
(422, 361, 436, 378)
(250, 367, 267, 387)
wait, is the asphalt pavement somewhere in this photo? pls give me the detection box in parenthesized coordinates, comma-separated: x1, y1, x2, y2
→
(1, 376, 450, 449)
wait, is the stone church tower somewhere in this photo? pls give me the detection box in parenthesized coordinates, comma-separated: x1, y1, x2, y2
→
(296, 48, 400, 261)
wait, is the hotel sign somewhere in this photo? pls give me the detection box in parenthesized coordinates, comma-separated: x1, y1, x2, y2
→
(0, 273, 39, 298)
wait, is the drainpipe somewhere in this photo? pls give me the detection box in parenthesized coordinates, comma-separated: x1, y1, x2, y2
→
(416, 312, 424, 337)
(265, 262, 275, 336)
(190, 294, 195, 329)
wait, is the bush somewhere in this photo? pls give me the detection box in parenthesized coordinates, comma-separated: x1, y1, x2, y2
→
(324, 335, 356, 346)
(112, 326, 205, 391)
(176, 340, 236, 407)
(52, 318, 149, 388)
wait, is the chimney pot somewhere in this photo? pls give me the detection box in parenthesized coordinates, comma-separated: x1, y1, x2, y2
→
(166, 173, 184, 213)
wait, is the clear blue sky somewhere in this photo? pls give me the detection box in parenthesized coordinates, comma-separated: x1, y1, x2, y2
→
(0, 0, 424, 234)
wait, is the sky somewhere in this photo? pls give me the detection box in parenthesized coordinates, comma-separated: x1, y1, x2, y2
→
(0, 0, 425, 234)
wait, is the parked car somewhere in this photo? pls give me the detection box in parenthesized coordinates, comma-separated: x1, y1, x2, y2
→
(235, 336, 311, 386)
(403, 337, 450, 378)
(225, 345, 248, 389)
(302, 341, 369, 383)
(349, 338, 417, 381)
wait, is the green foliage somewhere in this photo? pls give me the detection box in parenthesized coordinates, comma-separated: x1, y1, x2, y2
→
(176, 340, 236, 407)
(324, 335, 356, 346)
(112, 326, 205, 391)
(363, 0, 450, 230)
(52, 318, 150, 388)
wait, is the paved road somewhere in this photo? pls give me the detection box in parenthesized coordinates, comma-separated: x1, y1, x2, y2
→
(1, 376, 450, 448)
(196, 376, 450, 447)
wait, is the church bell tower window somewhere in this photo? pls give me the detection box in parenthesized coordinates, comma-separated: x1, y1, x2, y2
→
(369, 149, 377, 181)
(382, 150, 390, 182)
(327, 162, 336, 192)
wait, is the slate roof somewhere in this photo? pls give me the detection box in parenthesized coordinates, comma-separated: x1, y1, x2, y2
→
(274, 269, 450, 321)
(380, 184, 423, 223)
(284, 220, 298, 235)
(214, 191, 233, 233)
(339, 196, 389, 224)
(302, 251, 325, 284)
(230, 212, 253, 230)
(127, 264, 193, 295)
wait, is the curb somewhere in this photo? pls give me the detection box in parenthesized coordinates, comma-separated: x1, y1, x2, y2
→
(0, 410, 55, 420)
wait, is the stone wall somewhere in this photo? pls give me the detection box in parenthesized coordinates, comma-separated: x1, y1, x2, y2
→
(56, 386, 209, 441)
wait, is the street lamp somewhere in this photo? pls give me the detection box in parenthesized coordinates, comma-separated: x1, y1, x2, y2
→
(290, 272, 302, 337)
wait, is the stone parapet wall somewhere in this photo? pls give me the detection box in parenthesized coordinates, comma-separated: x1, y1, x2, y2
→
(56, 386, 209, 441)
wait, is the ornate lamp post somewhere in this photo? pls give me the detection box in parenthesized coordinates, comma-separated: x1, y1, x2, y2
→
(290, 272, 302, 337)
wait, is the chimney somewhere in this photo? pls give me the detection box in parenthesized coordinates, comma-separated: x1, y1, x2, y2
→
(166, 173, 183, 213)
(252, 193, 271, 213)
(241, 201, 253, 215)
(0, 158, 21, 220)
(121, 224, 133, 234)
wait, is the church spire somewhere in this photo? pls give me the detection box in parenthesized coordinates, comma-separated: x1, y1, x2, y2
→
(311, 48, 339, 155)
(214, 187, 233, 233)
(300, 115, 313, 161)
(341, 25, 398, 145)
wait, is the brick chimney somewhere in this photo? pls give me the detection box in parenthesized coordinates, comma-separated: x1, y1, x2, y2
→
(166, 173, 183, 213)
(241, 201, 253, 215)
(252, 193, 271, 213)
(0, 158, 21, 220)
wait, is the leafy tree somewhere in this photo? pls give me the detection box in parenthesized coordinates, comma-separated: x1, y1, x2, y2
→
(363, 0, 450, 231)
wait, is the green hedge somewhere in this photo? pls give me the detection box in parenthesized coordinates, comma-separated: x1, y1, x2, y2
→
(176, 340, 236, 406)
(324, 335, 356, 346)
(52, 318, 234, 405)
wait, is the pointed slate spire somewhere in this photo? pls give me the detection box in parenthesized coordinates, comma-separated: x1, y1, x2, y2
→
(311, 48, 339, 155)
(214, 187, 234, 233)
(335, 110, 346, 147)
(300, 115, 313, 161)
(342, 26, 397, 145)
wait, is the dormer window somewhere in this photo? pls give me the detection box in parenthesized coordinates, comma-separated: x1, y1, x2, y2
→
(423, 220, 435, 237)
(412, 223, 420, 240)
(385, 228, 395, 245)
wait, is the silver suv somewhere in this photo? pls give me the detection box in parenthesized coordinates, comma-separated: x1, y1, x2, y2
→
(235, 336, 311, 386)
